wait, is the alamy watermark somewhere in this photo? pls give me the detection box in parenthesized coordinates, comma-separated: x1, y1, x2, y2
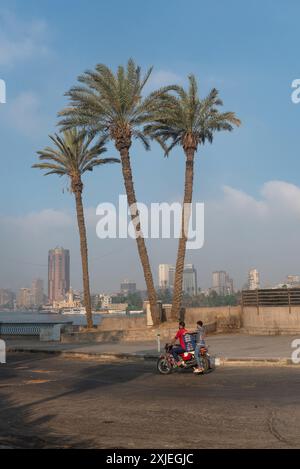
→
(0, 79, 6, 104)
(291, 338, 300, 364)
(0, 339, 6, 364)
(291, 79, 300, 104)
(96, 195, 204, 250)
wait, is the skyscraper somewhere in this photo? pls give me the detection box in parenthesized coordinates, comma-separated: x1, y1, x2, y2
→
(248, 269, 260, 290)
(158, 264, 175, 290)
(183, 264, 198, 295)
(212, 271, 234, 295)
(48, 247, 70, 303)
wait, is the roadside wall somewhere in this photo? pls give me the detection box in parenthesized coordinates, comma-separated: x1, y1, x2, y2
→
(98, 315, 146, 331)
(242, 306, 300, 335)
(185, 305, 241, 332)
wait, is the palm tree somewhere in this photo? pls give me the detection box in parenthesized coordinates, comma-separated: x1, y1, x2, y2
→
(58, 59, 171, 325)
(145, 75, 241, 320)
(32, 129, 119, 328)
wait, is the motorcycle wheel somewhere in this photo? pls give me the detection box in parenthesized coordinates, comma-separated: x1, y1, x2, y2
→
(157, 357, 172, 375)
(201, 355, 210, 373)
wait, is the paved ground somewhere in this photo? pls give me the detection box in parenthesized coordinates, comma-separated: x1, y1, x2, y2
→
(1, 352, 300, 448)
(6, 333, 300, 360)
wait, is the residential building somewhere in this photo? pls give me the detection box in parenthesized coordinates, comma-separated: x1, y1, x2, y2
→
(100, 294, 112, 308)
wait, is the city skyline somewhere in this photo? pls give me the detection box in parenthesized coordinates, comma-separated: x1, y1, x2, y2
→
(3, 259, 300, 298)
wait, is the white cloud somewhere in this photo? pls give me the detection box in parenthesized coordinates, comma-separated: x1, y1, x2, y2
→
(222, 185, 267, 217)
(261, 180, 300, 216)
(0, 10, 49, 67)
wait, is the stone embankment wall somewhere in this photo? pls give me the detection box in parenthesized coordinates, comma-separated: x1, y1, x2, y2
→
(61, 304, 300, 342)
(242, 306, 300, 335)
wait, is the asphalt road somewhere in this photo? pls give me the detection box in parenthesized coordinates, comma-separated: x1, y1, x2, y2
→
(0, 352, 300, 449)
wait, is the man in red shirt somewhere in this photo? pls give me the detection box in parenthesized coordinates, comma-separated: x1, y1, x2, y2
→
(171, 321, 188, 366)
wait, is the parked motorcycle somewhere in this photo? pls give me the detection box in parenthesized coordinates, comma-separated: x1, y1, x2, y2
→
(157, 342, 212, 375)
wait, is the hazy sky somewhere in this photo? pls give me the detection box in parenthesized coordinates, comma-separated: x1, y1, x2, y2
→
(1, 0, 300, 293)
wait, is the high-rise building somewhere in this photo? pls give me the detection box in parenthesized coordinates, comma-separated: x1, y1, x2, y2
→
(17, 288, 32, 308)
(212, 271, 234, 295)
(248, 269, 260, 290)
(158, 264, 175, 290)
(48, 247, 70, 303)
(31, 279, 44, 307)
(183, 264, 198, 295)
(120, 280, 136, 295)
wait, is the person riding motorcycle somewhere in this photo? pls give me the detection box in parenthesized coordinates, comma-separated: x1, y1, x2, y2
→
(193, 320, 206, 374)
(170, 321, 188, 367)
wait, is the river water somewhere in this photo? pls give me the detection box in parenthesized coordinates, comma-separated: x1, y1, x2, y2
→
(0, 310, 128, 326)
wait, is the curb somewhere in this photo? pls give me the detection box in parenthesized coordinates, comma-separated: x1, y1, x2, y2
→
(6, 347, 298, 365)
(7, 347, 159, 361)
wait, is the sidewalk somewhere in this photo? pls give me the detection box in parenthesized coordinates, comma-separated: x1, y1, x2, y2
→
(5, 333, 300, 364)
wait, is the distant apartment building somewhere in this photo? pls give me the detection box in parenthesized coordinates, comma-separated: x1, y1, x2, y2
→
(120, 280, 136, 295)
(0, 289, 14, 308)
(100, 294, 112, 308)
(48, 247, 70, 303)
(31, 279, 44, 307)
(158, 264, 175, 290)
(183, 264, 198, 296)
(17, 288, 32, 308)
(212, 271, 234, 295)
(286, 275, 300, 286)
(248, 269, 260, 290)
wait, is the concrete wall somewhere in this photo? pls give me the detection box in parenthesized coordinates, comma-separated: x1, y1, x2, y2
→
(185, 306, 241, 332)
(242, 306, 300, 335)
(98, 315, 147, 331)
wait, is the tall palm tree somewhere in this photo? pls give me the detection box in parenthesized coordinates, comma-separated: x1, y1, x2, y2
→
(58, 59, 171, 325)
(145, 75, 241, 320)
(32, 129, 119, 328)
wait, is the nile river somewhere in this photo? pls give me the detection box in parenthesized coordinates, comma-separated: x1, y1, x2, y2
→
(0, 310, 126, 326)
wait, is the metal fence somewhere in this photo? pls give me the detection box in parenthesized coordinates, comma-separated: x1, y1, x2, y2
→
(241, 288, 300, 311)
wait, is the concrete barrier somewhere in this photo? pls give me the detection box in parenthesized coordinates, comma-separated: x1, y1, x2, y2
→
(185, 306, 241, 332)
(242, 306, 300, 335)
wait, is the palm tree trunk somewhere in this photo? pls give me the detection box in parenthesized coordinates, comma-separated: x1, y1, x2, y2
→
(171, 148, 195, 320)
(118, 146, 159, 325)
(73, 182, 93, 329)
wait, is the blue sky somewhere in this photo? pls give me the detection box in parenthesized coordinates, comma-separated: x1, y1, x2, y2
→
(1, 0, 300, 292)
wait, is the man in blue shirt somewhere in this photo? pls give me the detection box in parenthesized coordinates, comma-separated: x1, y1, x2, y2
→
(193, 320, 206, 374)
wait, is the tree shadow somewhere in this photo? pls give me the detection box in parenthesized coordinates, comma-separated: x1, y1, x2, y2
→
(0, 353, 152, 448)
